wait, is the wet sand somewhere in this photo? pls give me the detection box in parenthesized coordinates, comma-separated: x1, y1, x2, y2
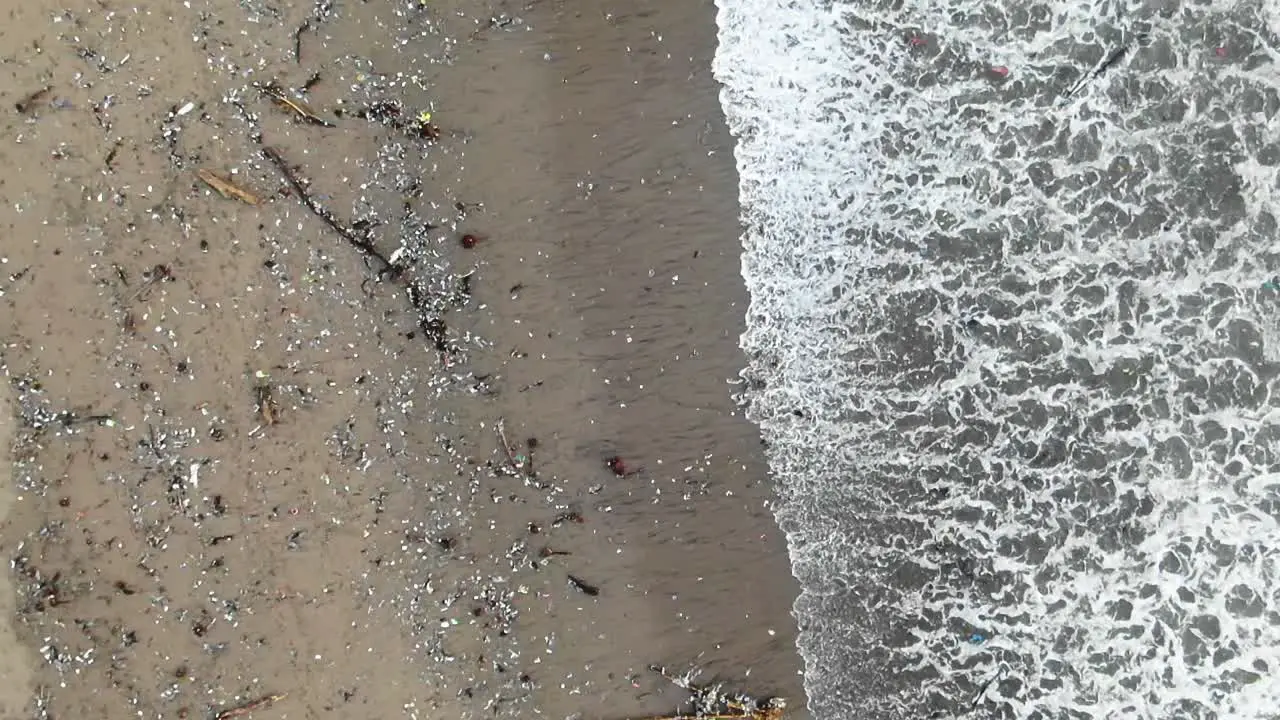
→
(0, 382, 31, 718)
(0, 1, 805, 719)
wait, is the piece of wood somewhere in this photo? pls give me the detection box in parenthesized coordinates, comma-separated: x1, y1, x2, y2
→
(197, 169, 262, 205)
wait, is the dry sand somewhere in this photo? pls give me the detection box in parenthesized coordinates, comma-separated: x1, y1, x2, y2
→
(0, 1, 806, 719)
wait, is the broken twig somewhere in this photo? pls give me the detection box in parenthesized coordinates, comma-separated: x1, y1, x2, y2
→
(197, 169, 262, 205)
(15, 86, 51, 114)
(129, 263, 173, 302)
(260, 146, 395, 275)
(255, 383, 278, 426)
(259, 82, 334, 127)
(1063, 32, 1147, 102)
(495, 418, 519, 470)
(293, 20, 311, 63)
(969, 665, 1008, 711)
(567, 573, 599, 596)
(214, 693, 287, 720)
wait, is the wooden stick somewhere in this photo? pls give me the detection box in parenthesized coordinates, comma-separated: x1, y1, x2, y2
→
(260, 146, 395, 275)
(495, 418, 518, 469)
(293, 20, 311, 63)
(214, 693, 287, 720)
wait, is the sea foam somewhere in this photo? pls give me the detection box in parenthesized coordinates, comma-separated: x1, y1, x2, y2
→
(714, 0, 1280, 717)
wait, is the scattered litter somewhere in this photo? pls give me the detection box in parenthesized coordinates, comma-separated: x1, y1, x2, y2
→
(634, 665, 785, 720)
(128, 263, 174, 302)
(606, 455, 627, 476)
(15, 86, 51, 114)
(408, 110, 441, 140)
(551, 510, 584, 527)
(254, 380, 278, 427)
(566, 574, 599, 597)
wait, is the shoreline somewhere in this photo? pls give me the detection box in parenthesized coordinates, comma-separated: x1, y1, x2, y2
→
(0, 1, 807, 718)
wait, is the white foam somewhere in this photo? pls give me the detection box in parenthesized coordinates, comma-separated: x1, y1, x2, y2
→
(714, 0, 1280, 717)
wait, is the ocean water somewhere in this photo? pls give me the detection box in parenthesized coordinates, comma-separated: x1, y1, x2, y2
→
(713, 0, 1280, 718)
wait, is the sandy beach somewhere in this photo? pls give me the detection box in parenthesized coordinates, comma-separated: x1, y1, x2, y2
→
(0, 1, 806, 719)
